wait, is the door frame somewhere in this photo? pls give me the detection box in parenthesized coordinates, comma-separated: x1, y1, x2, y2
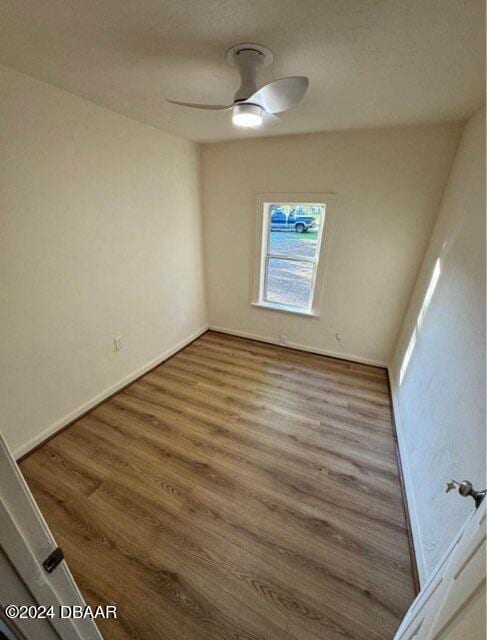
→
(0, 433, 103, 640)
(394, 499, 486, 639)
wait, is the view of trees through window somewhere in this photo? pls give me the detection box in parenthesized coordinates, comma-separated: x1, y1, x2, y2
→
(263, 203, 325, 310)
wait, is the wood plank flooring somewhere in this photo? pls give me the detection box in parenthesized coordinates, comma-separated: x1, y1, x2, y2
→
(20, 331, 415, 640)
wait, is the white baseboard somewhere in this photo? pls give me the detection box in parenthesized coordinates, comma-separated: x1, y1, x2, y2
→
(208, 325, 388, 368)
(388, 367, 427, 586)
(15, 325, 208, 460)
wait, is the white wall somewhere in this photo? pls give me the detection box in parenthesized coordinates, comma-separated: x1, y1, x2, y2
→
(201, 124, 461, 366)
(0, 65, 207, 457)
(390, 108, 486, 583)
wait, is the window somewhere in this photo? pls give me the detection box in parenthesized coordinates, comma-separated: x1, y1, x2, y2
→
(253, 196, 330, 316)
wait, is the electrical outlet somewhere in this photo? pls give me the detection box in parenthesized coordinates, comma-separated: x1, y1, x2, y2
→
(279, 333, 287, 346)
(114, 335, 122, 351)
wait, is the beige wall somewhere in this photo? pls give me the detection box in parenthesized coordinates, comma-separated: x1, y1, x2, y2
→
(0, 65, 207, 456)
(390, 108, 486, 583)
(201, 124, 461, 365)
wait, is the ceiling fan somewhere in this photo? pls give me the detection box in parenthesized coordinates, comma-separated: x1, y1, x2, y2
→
(167, 43, 309, 129)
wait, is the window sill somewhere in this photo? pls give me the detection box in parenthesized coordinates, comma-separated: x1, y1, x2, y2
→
(251, 301, 320, 318)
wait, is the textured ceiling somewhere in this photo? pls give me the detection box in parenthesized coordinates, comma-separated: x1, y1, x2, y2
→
(0, 0, 484, 142)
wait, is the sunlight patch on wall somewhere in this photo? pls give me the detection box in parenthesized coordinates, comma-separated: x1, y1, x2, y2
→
(400, 328, 417, 385)
(417, 259, 441, 330)
(400, 258, 441, 385)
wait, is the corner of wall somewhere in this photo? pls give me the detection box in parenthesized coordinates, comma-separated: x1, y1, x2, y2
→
(388, 366, 428, 586)
(14, 324, 209, 461)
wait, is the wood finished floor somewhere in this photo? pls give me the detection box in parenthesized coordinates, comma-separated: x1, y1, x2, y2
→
(20, 331, 415, 640)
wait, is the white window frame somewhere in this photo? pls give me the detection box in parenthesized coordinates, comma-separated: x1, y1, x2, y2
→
(252, 193, 335, 318)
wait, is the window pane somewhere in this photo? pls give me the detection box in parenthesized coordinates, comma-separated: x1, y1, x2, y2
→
(268, 204, 324, 258)
(266, 258, 314, 309)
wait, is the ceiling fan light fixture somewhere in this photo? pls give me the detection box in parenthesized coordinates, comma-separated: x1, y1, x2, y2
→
(167, 44, 308, 132)
(232, 103, 263, 128)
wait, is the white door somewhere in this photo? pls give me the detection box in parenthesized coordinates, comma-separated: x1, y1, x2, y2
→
(0, 432, 103, 640)
(394, 499, 486, 640)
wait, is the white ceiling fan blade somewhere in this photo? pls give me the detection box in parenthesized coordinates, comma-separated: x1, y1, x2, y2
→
(247, 76, 309, 113)
(166, 99, 232, 110)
